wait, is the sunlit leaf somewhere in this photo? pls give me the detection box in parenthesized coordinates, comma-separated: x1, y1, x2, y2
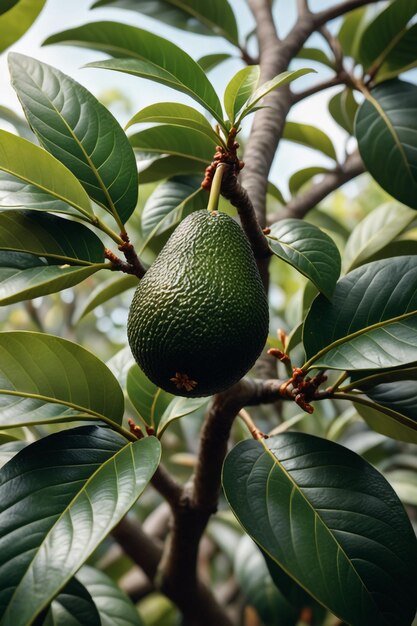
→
(0, 0, 45, 53)
(283, 121, 337, 161)
(223, 65, 260, 124)
(129, 125, 215, 164)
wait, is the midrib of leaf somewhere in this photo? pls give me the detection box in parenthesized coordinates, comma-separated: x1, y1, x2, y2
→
(367, 25, 409, 77)
(335, 391, 417, 432)
(268, 235, 324, 270)
(303, 310, 417, 370)
(0, 248, 97, 266)
(366, 91, 413, 181)
(3, 440, 134, 625)
(168, 0, 237, 45)
(259, 439, 385, 624)
(18, 75, 124, 231)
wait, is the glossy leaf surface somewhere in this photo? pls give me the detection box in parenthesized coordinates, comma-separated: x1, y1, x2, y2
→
(0, 0, 45, 53)
(198, 53, 232, 72)
(45, 22, 224, 124)
(130, 125, 215, 164)
(328, 88, 358, 135)
(0, 331, 124, 426)
(0, 211, 104, 264)
(39, 578, 101, 626)
(355, 80, 417, 209)
(267, 219, 341, 299)
(0, 131, 93, 217)
(0, 173, 75, 215)
(9, 53, 138, 225)
(283, 121, 337, 161)
(77, 565, 144, 626)
(303, 256, 417, 369)
(223, 65, 260, 124)
(223, 434, 417, 626)
(127, 363, 173, 429)
(0, 427, 161, 626)
(375, 23, 417, 82)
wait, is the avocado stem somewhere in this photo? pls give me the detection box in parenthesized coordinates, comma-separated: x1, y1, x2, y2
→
(207, 162, 227, 212)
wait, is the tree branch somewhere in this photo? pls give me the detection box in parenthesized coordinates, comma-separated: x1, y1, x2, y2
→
(313, 0, 378, 27)
(297, 0, 310, 17)
(292, 74, 345, 104)
(268, 151, 365, 222)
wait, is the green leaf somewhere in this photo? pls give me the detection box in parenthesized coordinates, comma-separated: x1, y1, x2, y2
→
(237, 69, 315, 123)
(198, 53, 232, 72)
(376, 23, 417, 83)
(0, 426, 161, 626)
(289, 167, 330, 196)
(44, 22, 224, 124)
(358, 0, 417, 72)
(137, 154, 203, 184)
(0, 441, 26, 469)
(140, 176, 207, 248)
(0, 331, 124, 427)
(130, 125, 216, 164)
(328, 88, 359, 135)
(38, 578, 101, 626)
(0, 0, 45, 53)
(296, 47, 335, 69)
(0, 131, 93, 218)
(283, 121, 337, 161)
(126, 102, 222, 146)
(355, 79, 417, 209)
(0, 173, 76, 215)
(9, 53, 138, 226)
(343, 202, 416, 272)
(156, 395, 208, 437)
(0, 0, 19, 16)
(0, 252, 105, 306)
(267, 219, 341, 299)
(0, 211, 104, 264)
(386, 470, 417, 507)
(0, 105, 35, 141)
(303, 256, 417, 370)
(77, 565, 145, 626)
(223, 433, 417, 626)
(126, 363, 173, 429)
(353, 391, 417, 446)
(337, 6, 371, 60)
(267, 181, 286, 205)
(223, 65, 260, 124)
(91, 0, 240, 46)
(73, 274, 138, 323)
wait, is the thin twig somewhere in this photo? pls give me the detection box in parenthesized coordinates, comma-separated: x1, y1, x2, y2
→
(292, 74, 346, 104)
(313, 0, 378, 27)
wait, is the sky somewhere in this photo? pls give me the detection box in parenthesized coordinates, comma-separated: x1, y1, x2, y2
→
(0, 0, 359, 195)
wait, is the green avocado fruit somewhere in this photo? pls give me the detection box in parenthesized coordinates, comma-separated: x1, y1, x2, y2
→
(127, 209, 269, 397)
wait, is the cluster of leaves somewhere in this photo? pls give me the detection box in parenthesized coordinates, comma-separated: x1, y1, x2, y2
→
(0, 1, 417, 625)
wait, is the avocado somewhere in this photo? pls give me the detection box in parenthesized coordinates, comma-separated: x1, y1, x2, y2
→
(127, 209, 269, 397)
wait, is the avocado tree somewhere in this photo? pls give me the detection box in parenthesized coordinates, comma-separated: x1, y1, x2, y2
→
(1, 1, 417, 625)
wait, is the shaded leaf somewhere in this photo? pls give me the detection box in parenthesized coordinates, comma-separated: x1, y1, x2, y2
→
(9, 53, 138, 225)
(0, 426, 161, 626)
(386, 470, 417, 507)
(343, 202, 415, 272)
(198, 53, 232, 72)
(136, 154, 203, 184)
(126, 363, 173, 429)
(0, 251, 105, 306)
(267, 181, 286, 206)
(267, 219, 341, 299)
(73, 274, 138, 323)
(126, 102, 221, 145)
(0, 441, 27, 469)
(328, 88, 359, 135)
(77, 565, 144, 626)
(38, 578, 101, 626)
(44, 22, 224, 124)
(303, 256, 417, 370)
(283, 121, 337, 161)
(355, 79, 417, 209)
(223, 433, 417, 626)
(376, 23, 417, 83)
(157, 395, 208, 436)
(223, 65, 260, 124)
(130, 125, 215, 164)
(0, 0, 45, 53)
(337, 6, 371, 60)
(0, 130, 93, 218)
(0, 105, 35, 141)
(0, 1, 19, 16)
(0, 331, 124, 427)
(0, 211, 104, 264)
(289, 167, 330, 196)
(296, 47, 335, 69)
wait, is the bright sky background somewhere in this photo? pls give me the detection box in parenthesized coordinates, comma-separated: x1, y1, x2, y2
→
(0, 0, 361, 195)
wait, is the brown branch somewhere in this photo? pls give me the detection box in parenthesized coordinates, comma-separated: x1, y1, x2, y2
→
(297, 0, 310, 16)
(313, 0, 378, 27)
(268, 151, 365, 222)
(151, 464, 183, 508)
(292, 74, 346, 104)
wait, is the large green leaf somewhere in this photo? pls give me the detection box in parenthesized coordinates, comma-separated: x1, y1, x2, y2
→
(91, 0, 239, 45)
(126, 102, 221, 145)
(375, 23, 417, 83)
(0, 426, 161, 626)
(303, 256, 417, 370)
(223, 433, 417, 626)
(140, 176, 206, 248)
(0, 131, 93, 218)
(130, 125, 215, 164)
(223, 65, 260, 124)
(337, 6, 372, 60)
(44, 22, 224, 125)
(137, 154, 203, 184)
(156, 395, 208, 437)
(0, 173, 76, 215)
(328, 88, 358, 135)
(0, 0, 45, 53)
(77, 565, 144, 626)
(38, 578, 101, 626)
(198, 53, 232, 72)
(355, 80, 417, 210)
(342, 202, 416, 272)
(126, 363, 173, 429)
(73, 274, 138, 323)
(0, 331, 124, 427)
(0, 211, 104, 264)
(358, 0, 417, 72)
(267, 219, 341, 299)
(0, 252, 105, 306)
(9, 53, 138, 226)
(283, 121, 337, 161)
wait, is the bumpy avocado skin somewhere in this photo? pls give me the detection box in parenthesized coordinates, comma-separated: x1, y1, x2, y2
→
(127, 209, 269, 397)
